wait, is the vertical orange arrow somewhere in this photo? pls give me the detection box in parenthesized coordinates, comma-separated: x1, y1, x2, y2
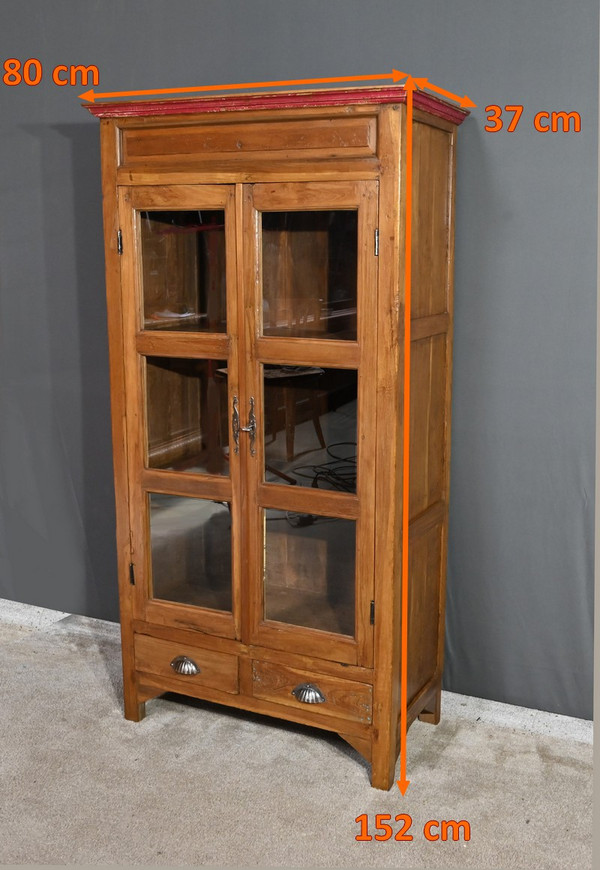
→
(396, 74, 414, 797)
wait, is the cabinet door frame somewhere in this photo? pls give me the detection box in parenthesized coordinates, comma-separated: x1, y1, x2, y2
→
(241, 180, 378, 667)
(117, 179, 378, 668)
(117, 184, 241, 640)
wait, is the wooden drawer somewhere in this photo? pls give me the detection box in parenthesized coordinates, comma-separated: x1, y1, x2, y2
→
(252, 660, 372, 724)
(134, 634, 238, 694)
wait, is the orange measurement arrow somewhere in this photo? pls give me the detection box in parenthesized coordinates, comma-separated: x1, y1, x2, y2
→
(412, 76, 476, 108)
(397, 74, 415, 798)
(79, 69, 407, 102)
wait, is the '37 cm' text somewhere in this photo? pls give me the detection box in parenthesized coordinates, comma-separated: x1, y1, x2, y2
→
(485, 104, 581, 132)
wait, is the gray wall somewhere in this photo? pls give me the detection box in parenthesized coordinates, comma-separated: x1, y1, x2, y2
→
(0, 0, 595, 719)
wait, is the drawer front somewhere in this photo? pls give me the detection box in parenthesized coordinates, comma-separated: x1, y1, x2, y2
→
(134, 634, 238, 694)
(252, 660, 372, 724)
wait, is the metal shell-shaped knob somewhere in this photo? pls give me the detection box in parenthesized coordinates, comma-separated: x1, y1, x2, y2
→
(170, 655, 201, 676)
(291, 682, 326, 704)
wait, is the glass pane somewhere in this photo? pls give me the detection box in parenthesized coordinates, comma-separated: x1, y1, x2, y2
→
(149, 493, 232, 611)
(261, 211, 357, 340)
(263, 366, 357, 492)
(264, 509, 355, 635)
(146, 357, 229, 475)
(140, 210, 226, 332)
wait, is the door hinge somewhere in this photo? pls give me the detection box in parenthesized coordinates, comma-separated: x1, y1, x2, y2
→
(129, 563, 135, 585)
(117, 229, 123, 255)
(370, 600, 375, 625)
(374, 228, 379, 256)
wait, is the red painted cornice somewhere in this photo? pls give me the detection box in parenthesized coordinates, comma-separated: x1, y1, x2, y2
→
(84, 85, 469, 125)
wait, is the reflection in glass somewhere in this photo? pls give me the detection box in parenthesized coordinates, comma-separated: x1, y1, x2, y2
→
(261, 211, 357, 340)
(149, 493, 232, 610)
(145, 357, 229, 475)
(263, 366, 357, 492)
(140, 210, 226, 332)
(264, 509, 355, 635)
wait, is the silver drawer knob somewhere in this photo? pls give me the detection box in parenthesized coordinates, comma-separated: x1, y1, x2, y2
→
(170, 655, 201, 676)
(291, 682, 326, 704)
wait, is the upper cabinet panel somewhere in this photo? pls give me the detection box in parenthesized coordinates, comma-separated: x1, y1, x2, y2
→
(411, 121, 454, 318)
(120, 115, 377, 167)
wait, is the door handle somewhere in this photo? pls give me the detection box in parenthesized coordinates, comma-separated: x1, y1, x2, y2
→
(232, 396, 256, 456)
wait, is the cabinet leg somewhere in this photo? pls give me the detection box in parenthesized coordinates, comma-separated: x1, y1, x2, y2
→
(123, 680, 146, 722)
(418, 680, 441, 725)
(124, 697, 145, 722)
(370, 741, 397, 791)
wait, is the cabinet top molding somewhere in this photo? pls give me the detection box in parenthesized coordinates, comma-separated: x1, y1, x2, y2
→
(83, 85, 469, 125)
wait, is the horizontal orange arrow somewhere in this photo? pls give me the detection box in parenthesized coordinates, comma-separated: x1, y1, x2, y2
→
(80, 69, 406, 103)
(414, 77, 476, 108)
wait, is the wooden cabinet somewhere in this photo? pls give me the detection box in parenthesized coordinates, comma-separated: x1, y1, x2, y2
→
(87, 86, 468, 790)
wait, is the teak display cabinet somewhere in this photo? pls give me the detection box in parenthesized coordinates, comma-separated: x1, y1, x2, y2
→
(87, 86, 467, 790)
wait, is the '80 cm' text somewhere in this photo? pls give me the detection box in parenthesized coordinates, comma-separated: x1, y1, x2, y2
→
(3, 58, 99, 87)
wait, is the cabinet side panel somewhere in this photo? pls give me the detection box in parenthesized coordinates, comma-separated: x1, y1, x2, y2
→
(409, 334, 447, 517)
(406, 117, 456, 712)
(411, 122, 454, 318)
(407, 520, 443, 702)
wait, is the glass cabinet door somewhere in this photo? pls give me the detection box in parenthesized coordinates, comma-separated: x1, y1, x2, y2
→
(119, 185, 239, 640)
(118, 180, 378, 663)
(245, 181, 378, 666)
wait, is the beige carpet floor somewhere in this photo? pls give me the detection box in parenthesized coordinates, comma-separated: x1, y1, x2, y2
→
(0, 602, 592, 868)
